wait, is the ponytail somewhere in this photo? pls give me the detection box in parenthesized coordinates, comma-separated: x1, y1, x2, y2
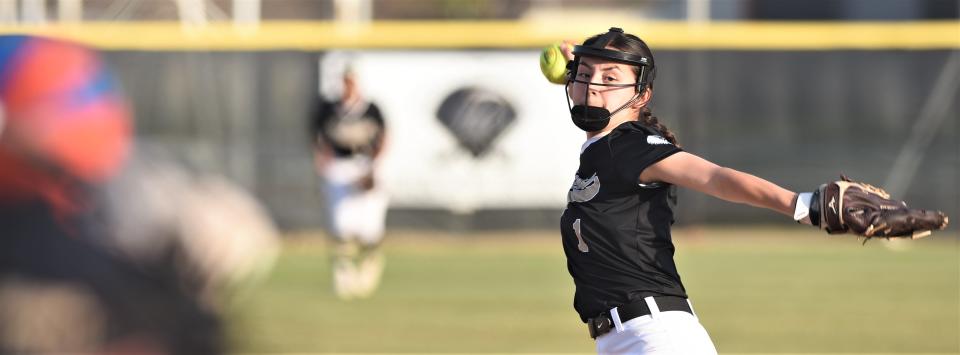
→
(639, 106, 679, 147)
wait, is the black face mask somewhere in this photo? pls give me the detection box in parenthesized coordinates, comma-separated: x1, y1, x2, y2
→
(569, 105, 611, 132)
(566, 82, 643, 132)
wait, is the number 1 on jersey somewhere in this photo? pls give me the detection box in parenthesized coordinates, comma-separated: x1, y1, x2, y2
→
(573, 218, 589, 253)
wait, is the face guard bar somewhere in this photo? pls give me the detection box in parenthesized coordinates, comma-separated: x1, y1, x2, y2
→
(566, 27, 655, 91)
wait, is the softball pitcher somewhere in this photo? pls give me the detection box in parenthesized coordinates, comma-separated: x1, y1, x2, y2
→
(552, 28, 948, 354)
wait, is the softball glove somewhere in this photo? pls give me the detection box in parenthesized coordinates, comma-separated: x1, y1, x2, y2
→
(809, 176, 949, 240)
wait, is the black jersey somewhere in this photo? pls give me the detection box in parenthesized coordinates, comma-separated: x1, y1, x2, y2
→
(311, 99, 385, 158)
(559, 121, 685, 323)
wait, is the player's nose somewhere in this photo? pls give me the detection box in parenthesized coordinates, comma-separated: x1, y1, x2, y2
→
(585, 88, 604, 105)
(586, 82, 603, 98)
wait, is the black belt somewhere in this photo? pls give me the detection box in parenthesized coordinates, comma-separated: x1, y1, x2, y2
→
(587, 296, 693, 339)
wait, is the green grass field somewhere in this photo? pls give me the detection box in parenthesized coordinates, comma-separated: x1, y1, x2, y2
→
(227, 227, 959, 354)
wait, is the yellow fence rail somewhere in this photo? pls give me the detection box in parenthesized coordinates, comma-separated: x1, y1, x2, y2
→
(0, 20, 956, 51)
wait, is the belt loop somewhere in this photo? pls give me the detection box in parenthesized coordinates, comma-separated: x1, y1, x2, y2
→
(686, 298, 698, 318)
(609, 307, 625, 332)
(643, 296, 660, 319)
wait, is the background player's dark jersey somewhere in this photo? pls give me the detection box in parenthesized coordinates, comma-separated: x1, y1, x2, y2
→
(559, 121, 685, 323)
(311, 99, 385, 158)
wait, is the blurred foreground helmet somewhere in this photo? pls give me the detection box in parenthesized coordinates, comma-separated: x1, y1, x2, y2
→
(0, 35, 131, 199)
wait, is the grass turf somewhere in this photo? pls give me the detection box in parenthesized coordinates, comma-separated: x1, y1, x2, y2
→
(228, 227, 959, 354)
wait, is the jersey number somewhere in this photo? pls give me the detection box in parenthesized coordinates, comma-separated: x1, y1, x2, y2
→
(572, 219, 589, 253)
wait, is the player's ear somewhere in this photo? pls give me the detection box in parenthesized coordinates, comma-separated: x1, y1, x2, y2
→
(632, 87, 652, 109)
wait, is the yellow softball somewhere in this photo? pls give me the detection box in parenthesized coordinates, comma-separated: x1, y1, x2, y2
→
(539, 43, 568, 85)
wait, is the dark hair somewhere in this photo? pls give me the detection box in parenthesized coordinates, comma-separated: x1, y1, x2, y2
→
(582, 32, 679, 146)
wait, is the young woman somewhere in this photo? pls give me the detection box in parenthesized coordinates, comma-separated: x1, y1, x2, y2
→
(555, 28, 946, 354)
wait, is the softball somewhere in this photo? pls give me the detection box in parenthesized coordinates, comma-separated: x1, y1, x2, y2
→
(539, 43, 568, 85)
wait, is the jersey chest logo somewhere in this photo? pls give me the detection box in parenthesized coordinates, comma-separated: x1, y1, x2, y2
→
(329, 118, 379, 147)
(568, 172, 600, 203)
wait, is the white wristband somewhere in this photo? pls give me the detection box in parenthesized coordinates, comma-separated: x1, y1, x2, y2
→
(793, 192, 814, 224)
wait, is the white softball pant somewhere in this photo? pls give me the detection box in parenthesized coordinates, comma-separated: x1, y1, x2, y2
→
(322, 157, 388, 245)
(595, 297, 717, 355)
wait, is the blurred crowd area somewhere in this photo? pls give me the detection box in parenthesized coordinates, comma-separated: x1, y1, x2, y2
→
(2, 0, 958, 22)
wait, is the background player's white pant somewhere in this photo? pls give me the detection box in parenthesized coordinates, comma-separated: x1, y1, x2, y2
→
(322, 157, 388, 245)
(596, 300, 717, 355)
(327, 186, 388, 245)
(321, 157, 389, 299)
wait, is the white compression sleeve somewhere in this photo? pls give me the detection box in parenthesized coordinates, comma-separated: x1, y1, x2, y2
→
(793, 192, 814, 225)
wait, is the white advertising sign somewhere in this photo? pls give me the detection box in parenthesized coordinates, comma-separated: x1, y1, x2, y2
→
(329, 51, 584, 212)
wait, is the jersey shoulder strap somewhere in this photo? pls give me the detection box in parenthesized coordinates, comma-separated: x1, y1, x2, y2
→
(610, 121, 661, 138)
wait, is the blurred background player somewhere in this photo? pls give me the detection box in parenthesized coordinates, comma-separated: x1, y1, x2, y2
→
(0, 35, 278, 354)
(311, 53, 389, 300)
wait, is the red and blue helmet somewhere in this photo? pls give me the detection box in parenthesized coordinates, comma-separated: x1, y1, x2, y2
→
(0, 35, 131, 197)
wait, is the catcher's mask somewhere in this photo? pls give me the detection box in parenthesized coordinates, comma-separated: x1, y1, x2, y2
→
(565, 27, 655, 132)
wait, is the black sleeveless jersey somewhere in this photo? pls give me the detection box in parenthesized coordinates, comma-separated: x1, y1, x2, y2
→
(559, 121, 685, 323)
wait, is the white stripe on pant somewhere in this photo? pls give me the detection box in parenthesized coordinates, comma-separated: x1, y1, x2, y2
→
(595, 296, 717, 355)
